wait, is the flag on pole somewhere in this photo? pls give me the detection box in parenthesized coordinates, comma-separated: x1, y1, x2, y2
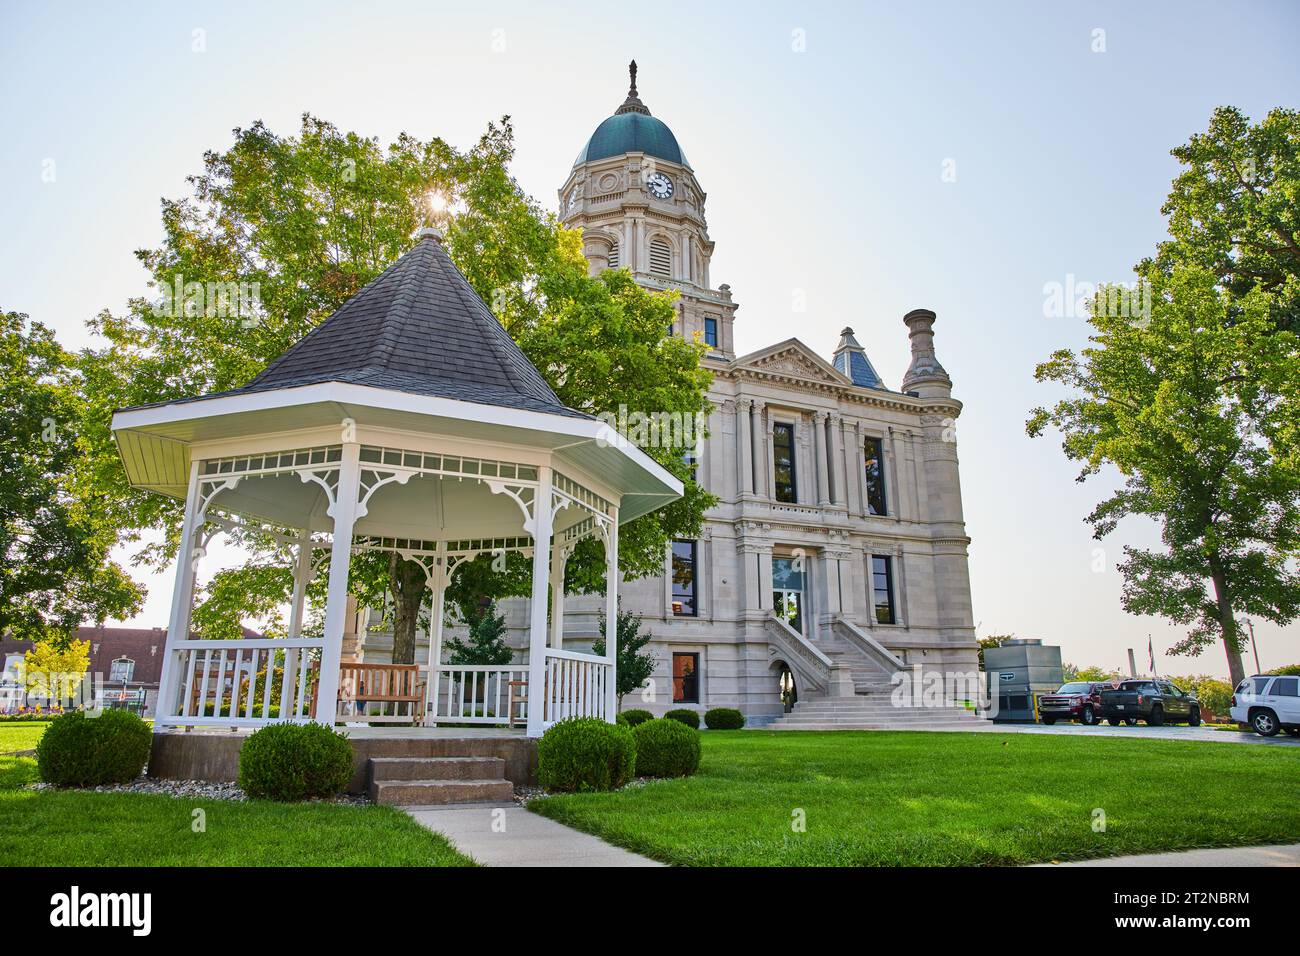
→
(1148, 635, 1157, 676)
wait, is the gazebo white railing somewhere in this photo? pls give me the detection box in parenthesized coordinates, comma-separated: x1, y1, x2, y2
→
(159, 637, 321, 728)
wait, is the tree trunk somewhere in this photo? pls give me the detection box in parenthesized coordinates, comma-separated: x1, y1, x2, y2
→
(1208, 558, 1246, 687)
(388, 554, 427, 665)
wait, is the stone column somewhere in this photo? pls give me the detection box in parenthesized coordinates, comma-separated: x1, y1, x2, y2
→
(737, 541, 761, 614)
(757, 544, 774, 613)
(812, 411, 830, 506)
(736, 399, 754, 497)
(796, 420, 813, 505)
(719, 400, 735, 501)
(855, 421, 870, 518)
(842, 418, 861, 515)
(828, 413, 846, 507)
(750, 400, 766, 498)
(887, 427, 905, 521)
(836, 548, 855, 618)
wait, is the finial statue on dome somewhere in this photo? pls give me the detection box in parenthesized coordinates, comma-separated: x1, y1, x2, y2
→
(616, 58, 650, 115)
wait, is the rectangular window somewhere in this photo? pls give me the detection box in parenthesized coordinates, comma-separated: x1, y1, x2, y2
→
(109, 659, 135, 683)
(772, 556, 806, 634)
(682, 448, 699, 482)
(871, 555, 896, 624)
(671, 540, 698, 617)
(703, 315, 718, 348)
(864, 436, 887, 516)
(773, 422, 797, 503)
(673, 652, 700, 703)
(1272, 677, 1299, 697)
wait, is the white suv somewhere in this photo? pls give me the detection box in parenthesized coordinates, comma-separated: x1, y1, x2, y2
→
(1230, 675, 1300, 737)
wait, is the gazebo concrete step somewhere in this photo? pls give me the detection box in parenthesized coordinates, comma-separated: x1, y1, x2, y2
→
(368, 756, 505, 781)
(369, 778, 515, 806)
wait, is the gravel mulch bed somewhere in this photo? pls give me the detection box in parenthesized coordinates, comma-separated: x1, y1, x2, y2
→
(25, 774, 370, 805)
(514, 776, 653, 806)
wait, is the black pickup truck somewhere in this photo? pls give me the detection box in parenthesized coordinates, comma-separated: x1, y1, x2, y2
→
(1098, 679, 1201, 726)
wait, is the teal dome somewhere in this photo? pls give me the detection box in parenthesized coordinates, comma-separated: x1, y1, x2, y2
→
(574, 61, 688, 168)
(575, 111, 686, 167)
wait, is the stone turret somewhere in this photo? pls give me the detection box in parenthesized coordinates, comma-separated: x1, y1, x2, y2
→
(901, 308, 952, 398)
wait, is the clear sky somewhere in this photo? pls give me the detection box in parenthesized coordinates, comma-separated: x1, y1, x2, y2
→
(2, 0, 1297, 677)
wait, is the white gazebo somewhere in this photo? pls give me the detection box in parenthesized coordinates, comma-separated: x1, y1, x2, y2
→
(111, 228, 682, 737)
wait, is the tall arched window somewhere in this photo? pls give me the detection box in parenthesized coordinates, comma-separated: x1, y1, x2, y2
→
(607, 240, 620, 268)
(649, 237, 672, 277)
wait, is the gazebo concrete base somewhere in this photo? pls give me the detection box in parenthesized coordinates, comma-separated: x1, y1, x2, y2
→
(148, 727, 539, 793)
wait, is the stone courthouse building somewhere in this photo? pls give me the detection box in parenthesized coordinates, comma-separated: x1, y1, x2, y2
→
(359, 66, 980, 726)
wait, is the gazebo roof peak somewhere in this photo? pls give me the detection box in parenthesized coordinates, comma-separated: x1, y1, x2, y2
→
(234, 229, 582, 419)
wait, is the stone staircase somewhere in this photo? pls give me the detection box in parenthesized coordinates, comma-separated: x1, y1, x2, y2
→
(769, 630, 989, 731)
(770, 693, 989, 730)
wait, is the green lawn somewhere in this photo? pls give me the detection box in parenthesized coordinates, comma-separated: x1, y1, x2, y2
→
(0, 721, 53, 754)
(0, 722, 474, 866)
(529, 731, 1300, 866)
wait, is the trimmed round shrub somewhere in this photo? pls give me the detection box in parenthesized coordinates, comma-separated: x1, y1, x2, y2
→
(238, 723, 353, 801)
(537, 717, 636, 793)
(704, 707, 745, 730)
(664, 708, 701, 729)
(615, 712, 630, 727)
(36, 709, 152, 787)
(632, 718, 701, 778)
(620, 708, 654, 727)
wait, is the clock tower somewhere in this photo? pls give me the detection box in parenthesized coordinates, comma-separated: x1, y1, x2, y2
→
(559, 62, 737, 357)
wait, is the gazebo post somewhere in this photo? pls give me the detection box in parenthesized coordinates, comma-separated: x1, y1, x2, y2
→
(316, 441, 362, 725)
(287, 527, 313, 639)
(156, 459, 202, 727)
(549, 543, 565, 648)
(426, 542, 446, 724)
(526, 467, 555, 737)
(604, 506, 619, 720)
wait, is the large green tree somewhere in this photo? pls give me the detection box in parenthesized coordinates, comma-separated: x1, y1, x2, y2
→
(1029, 267, 1299, 686)
(1030, 108, 1300, 687)
(78, 114, 713, 658)
(0, 312, 143, 643)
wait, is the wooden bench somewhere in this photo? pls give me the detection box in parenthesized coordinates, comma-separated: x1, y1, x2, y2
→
(310, 662, 426, 724)
(507, 679, 528, 728)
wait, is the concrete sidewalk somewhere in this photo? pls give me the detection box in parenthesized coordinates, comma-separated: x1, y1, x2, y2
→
(405, 803, 663, 867)
(1036, 843, 1300, 867)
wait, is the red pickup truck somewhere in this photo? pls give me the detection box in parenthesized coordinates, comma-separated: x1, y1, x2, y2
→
(1038, 681, 1108, 726)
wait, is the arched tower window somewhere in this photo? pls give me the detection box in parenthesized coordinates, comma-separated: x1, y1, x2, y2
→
(608, 241, 620, 269)
(649, 237, 671, 278)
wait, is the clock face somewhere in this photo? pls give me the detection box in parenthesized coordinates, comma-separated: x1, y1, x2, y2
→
(646, 172, 674, 200)
(567, 189, 580, 211)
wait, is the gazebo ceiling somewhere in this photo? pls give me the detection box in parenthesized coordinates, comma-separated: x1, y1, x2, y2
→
(111, 229, 682, 525)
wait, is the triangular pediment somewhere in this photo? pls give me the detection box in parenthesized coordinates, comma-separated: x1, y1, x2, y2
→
(729, 339, 851, 387)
